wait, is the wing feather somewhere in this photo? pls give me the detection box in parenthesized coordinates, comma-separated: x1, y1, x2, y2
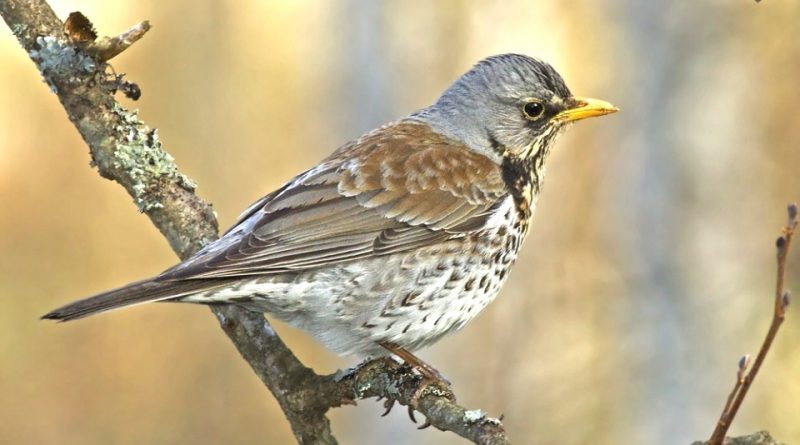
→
(159, 121, 509, 281)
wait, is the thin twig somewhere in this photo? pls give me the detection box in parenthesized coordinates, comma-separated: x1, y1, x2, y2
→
(63, 11, 151, 61)
(720, 354, 749, 419)
(707, 203, 797, 445)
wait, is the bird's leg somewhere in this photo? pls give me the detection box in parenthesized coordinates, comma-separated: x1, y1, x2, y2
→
(378, 341, 454, 427)
(379, 341, 448, 381)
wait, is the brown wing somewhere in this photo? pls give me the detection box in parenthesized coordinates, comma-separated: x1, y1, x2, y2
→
(159, 121, 508, 280)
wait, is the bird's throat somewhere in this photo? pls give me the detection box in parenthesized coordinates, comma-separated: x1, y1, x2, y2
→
(501, 153, 542, 221)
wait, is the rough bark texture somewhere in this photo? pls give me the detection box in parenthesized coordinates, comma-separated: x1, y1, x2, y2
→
(0, 1, 784, 444)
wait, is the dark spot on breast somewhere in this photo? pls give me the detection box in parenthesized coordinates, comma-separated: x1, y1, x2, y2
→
(508, 235, 519, 250)
(402, 290, 421, 306)
(449, 268, 465, 282)
(464, 277, 476, 291)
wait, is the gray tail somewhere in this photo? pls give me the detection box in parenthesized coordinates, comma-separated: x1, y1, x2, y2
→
(42, 278, 223, 322)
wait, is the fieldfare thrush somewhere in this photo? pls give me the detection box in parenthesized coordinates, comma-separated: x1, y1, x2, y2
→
(45, 54, 617, 377)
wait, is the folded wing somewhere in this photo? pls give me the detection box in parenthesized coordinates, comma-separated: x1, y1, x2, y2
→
(159, 121, 509, 280)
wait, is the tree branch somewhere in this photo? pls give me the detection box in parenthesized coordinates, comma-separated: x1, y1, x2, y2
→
(1, 1, 513, 443)
(706, 204, 797, 445)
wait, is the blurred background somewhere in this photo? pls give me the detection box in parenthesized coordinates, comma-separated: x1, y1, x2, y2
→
(2, 1, 799, 444)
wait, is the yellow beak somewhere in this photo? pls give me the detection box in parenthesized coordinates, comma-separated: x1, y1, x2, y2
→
(554, 97, 619, 123)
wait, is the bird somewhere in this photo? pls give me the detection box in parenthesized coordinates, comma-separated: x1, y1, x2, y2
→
(44, 53, 617, 378)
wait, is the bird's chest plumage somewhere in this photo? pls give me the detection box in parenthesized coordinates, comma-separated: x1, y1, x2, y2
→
(353, 195, 530, 351)
(242, 195, 531, 355)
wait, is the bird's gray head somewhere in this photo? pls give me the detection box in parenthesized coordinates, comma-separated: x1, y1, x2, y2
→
(412, 54, 617, 163)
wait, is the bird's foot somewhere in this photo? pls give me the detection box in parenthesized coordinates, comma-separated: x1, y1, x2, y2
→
(406, 369, 454, 429)
(378, 341, 456, 429)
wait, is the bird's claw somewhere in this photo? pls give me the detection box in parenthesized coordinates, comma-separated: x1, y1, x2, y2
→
(417, 418, 433, 430)
(404, 370, 455, 427)
(371, 343, 455, 427)
(381, 398, 396, 417)
(407, 405, 418, 423)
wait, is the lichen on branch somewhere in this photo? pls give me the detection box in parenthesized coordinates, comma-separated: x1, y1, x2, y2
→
(109, 103, 196, 211)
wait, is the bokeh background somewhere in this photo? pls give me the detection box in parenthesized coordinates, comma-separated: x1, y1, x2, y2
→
(2, 1, 799, 444)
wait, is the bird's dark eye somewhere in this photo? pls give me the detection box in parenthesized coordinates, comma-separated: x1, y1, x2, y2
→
(522, 100, 545, 120)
